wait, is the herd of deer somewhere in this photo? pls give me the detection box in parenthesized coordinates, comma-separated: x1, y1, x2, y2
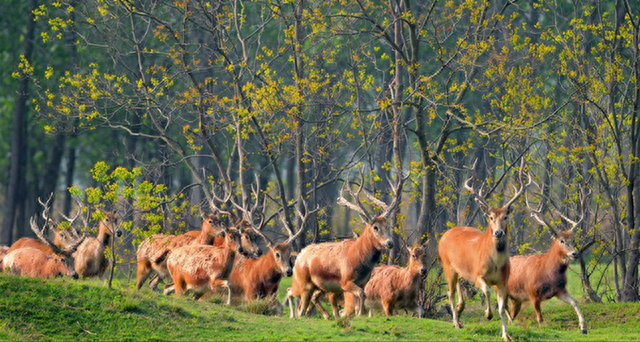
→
(0, 163, 590, 341)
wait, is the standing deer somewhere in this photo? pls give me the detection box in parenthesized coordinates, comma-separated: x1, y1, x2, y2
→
(438, 162, 530, 341)
(289, 171, 405, 318)
(363, 245, 428, 317)
(165, 222, 256, 303)
(229, 198, 316, 305)
(73, 210, 122, 278)
(2, 216, 85, 279)
(507, 186, 590, 333)
(135, 213, 226, 291)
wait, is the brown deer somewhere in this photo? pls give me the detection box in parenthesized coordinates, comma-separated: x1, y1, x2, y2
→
(72, 210, 122, 278)
(135, 213, 227, 291)
(438, 162, 530, 341)
(7, 196, 82, 256)
(507, 185, 589, 333)
(289, 171, 405, 318)
(165, 223, 255, 303)
(363, 245, 428, 317)
(229, 198, 316, 305)
(2, 216, 85, 279)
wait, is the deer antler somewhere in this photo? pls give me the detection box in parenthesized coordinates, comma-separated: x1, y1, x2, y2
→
(504, 159, 532, 210)
(380, 173, 408, 219)
(337, 169, 374, 222)
(464, 177, 491, 213)
(554, 186, 592, 232)
(525, 180, 559, 236)
(30, 215, 86, 256)
(284, 196, 320, 246)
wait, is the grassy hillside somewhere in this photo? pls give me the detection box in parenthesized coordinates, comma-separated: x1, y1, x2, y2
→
(0, 273, 639, 341)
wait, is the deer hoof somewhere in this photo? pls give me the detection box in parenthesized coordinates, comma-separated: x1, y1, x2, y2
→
(454, 322, 463, 329)
(486, 311, 493, 320)
(581, 329, 587, 335)
(503, 334, 513, 342)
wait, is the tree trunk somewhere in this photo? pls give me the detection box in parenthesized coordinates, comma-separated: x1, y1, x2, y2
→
(578, 254, 602, 303)
(1, 0, 38, 245)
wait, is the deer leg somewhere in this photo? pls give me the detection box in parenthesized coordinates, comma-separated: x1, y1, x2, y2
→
(135, 262, 153, 290)
(506, 299, 521, 324)
(532, 298, 543, 324)
(173, 276, 185, 297)
(285, 288, 296, 318)
(446, 275, 462, 329)
(329, 293, 343, 319)
(208, 279, 232, 305)
(495, 285, 512, 341)
(298, 288, 313, 317)
(311, 291, 331, 319)
(476, 278, 493, 320)
(455, 281, 465, 315)
(415, 302, 426, 318)
(149, 275, 165, 292)
(557, 291, 587, 334)
(341, 281, 364, 317)
(382, 300, 393, 316)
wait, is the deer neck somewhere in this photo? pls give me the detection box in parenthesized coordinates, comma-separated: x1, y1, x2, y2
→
(355, 228, 381, 259)
(545, 241, 570, 270)
(485, 220, 508, 253)
(255, 250, 281, 279)
(197, 230, 214, 245)
(97, 224, 112, 246)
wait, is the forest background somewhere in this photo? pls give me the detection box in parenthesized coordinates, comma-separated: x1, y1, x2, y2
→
(1, 0, 640, 305)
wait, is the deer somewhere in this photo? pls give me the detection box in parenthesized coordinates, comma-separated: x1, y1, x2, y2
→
(7, 196, 83, 256)
(135, 212, 227, 291)
(363, 245, 428, 317)
(156, 219, 262, 296)
(72, 210, 122, 278)
(507, 184, 590, 333)
(288, 170, 405, 319)
(229, 197, 317, 306)
(438, 160, 530, 341)
(164, 221, 257, 303)
(2, 215, 85, 279)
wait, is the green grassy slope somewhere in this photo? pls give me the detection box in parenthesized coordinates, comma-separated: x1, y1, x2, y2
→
(1, 274, 639, 341)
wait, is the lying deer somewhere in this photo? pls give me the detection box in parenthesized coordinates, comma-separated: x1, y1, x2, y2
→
(2, 216, 85, 279)
(7, 196, 82, 256)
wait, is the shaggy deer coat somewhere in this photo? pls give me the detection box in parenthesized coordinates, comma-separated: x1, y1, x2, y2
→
(166, 227, 253, 303)
(291, 216, 394, 318)
(364, 246, 427, 317)
(2, 247, 78, 279)
(8, 226, 78, 256)
(135, 213, 224, 290)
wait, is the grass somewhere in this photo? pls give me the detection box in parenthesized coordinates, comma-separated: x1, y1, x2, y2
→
(0, 268, 639, 341)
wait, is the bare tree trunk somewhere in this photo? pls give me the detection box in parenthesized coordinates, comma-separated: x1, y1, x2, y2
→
(578, 254, 602, 303)
(1, 0, 38, 245)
